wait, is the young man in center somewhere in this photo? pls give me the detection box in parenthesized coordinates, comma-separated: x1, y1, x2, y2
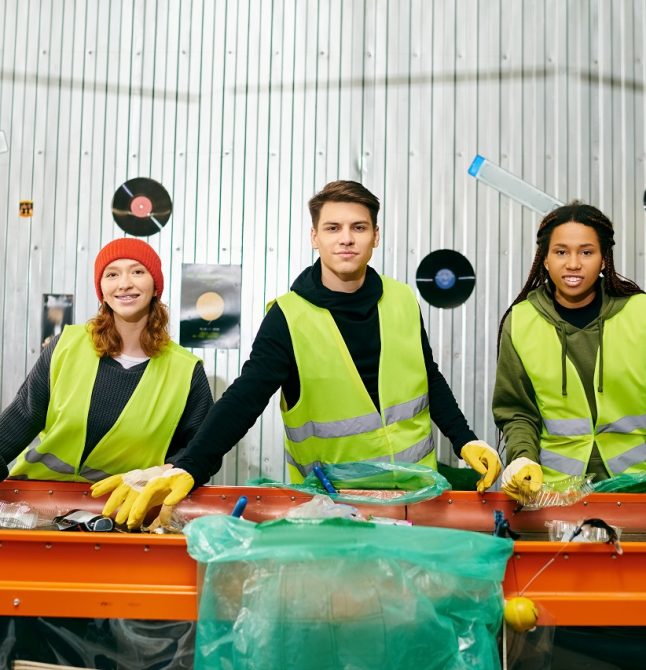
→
(93, 180, 501, 526)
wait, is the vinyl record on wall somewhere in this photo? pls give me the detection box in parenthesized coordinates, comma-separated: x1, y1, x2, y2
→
(111, 177, 172, 237)
(416, 249, 475, 309)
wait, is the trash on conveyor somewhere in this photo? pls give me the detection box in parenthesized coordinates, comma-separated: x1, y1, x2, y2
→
(247, 460, 451, 505)
(515, 474, 595, 510)
(0, 501, 67, 530)
(0, 501, 42, 529)
(0, 502, 116, 532)
(53, 509, 114, 532)
(141, 504, 189, 534)
(285, 494, 364, 520)
(545, 517, 623, 553)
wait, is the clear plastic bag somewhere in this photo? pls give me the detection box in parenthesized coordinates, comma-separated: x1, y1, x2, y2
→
(0, 501, 41, 529)
(284, 494, 363, 520)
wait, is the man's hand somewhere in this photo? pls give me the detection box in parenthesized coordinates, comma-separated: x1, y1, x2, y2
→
(460, 441, 502, 493)
(501, 457, 543, 501)
(91, 465, 194, 529)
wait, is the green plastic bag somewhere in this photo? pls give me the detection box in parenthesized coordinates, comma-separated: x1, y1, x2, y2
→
(247, 460, 451, 505)
(185, 515, 514, 670)
(593, 472, 646, 493)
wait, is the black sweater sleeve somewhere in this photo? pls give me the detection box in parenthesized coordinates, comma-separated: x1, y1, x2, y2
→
(421, 322, 478, 457)
(174, 304, 294, 486)
(0, 338, 57, 479)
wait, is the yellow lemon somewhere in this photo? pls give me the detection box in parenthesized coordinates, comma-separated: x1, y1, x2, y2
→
(504, 596, 538, 632)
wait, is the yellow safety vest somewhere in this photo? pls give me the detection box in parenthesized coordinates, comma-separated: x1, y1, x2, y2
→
(511, 294, 646, 481)
(10, 324, 200, 482)
(276, 276, 436, 482)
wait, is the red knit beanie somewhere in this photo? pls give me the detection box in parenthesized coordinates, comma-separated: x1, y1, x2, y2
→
(94, 238, 164, 302)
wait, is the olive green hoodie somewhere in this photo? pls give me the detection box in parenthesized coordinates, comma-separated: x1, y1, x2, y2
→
(492, 281, 631, 480)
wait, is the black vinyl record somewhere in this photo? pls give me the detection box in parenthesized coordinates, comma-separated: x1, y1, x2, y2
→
(416, 249, 475, 308)
(111, 177, 172, 237)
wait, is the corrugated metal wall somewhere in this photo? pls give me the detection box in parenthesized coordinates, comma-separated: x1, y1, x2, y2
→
(1, 0, 645, 484)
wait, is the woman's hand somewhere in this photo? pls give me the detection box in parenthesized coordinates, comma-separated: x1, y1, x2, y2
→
(91, 465, 194, 529)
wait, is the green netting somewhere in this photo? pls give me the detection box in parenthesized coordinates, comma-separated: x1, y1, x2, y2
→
(246, 461, 451, 505)
(185, 515, 514, 670)
(593, 472, 646, 493)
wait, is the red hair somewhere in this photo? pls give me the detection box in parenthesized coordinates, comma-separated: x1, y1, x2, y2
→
(88, 299, 170, 357)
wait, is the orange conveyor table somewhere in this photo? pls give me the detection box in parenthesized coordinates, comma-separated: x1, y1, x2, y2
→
(1, 480, 645, 626)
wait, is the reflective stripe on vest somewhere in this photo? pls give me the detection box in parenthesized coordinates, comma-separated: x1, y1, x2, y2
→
(511, 294, 646, 480)
(10, 324, 199, 482)
(542, 418, 590, 436)
(276, 276, 435, 482)
(284, 394, 430, 443)
(597, 414, 646, 434)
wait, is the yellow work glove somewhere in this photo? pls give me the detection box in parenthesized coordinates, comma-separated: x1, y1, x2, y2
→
(501, 457, 543, 501)
(91, 465, 194, 529)
(460, 440, 502, 493)
(90, 465, 168, 525)
(126, 468, 194, 529)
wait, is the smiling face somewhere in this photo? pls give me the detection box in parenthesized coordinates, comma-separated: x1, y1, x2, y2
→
(544, 221, 604, 308)
(310, 201, 380, 292)
(100, 258, 156, 323)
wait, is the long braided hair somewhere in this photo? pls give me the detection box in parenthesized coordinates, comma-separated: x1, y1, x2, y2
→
(497, 201, 643, 352)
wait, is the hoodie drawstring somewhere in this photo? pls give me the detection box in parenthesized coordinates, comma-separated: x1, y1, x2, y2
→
(598, 318, 604, 393)
(558, 322, 568, 396)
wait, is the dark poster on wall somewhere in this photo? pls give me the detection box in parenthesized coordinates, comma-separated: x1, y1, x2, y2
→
(41, 294, 74, 349)
(180, 264, 241, 349)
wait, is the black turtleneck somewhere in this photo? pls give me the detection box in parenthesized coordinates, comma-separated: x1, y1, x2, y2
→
(552, 283, 602, 329)
(175, 260, 477, 486)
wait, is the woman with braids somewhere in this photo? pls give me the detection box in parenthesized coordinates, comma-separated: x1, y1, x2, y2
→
(492, 202, 645, 500)
(0, 237, 212, 484)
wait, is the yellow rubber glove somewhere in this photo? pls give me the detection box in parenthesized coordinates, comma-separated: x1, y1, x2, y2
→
(501, 457, 543, 501)
(90, 465, 169, 525)
(91, 465, 193, 529)
(460, 440, 502, 493)
(124, 467, 194, 529)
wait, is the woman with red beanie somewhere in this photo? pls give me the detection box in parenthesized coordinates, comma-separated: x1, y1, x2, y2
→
(0, 237, 212, 484)
(0, 238, 212, 668)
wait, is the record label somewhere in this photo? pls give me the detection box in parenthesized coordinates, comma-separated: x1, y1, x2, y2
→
(111, 177, 172, 237)
(416, 249, 475, 309)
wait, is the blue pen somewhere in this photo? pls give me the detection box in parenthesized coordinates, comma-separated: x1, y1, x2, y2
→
(231, 496, 248, 518)
(313, 464, 337, 495)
